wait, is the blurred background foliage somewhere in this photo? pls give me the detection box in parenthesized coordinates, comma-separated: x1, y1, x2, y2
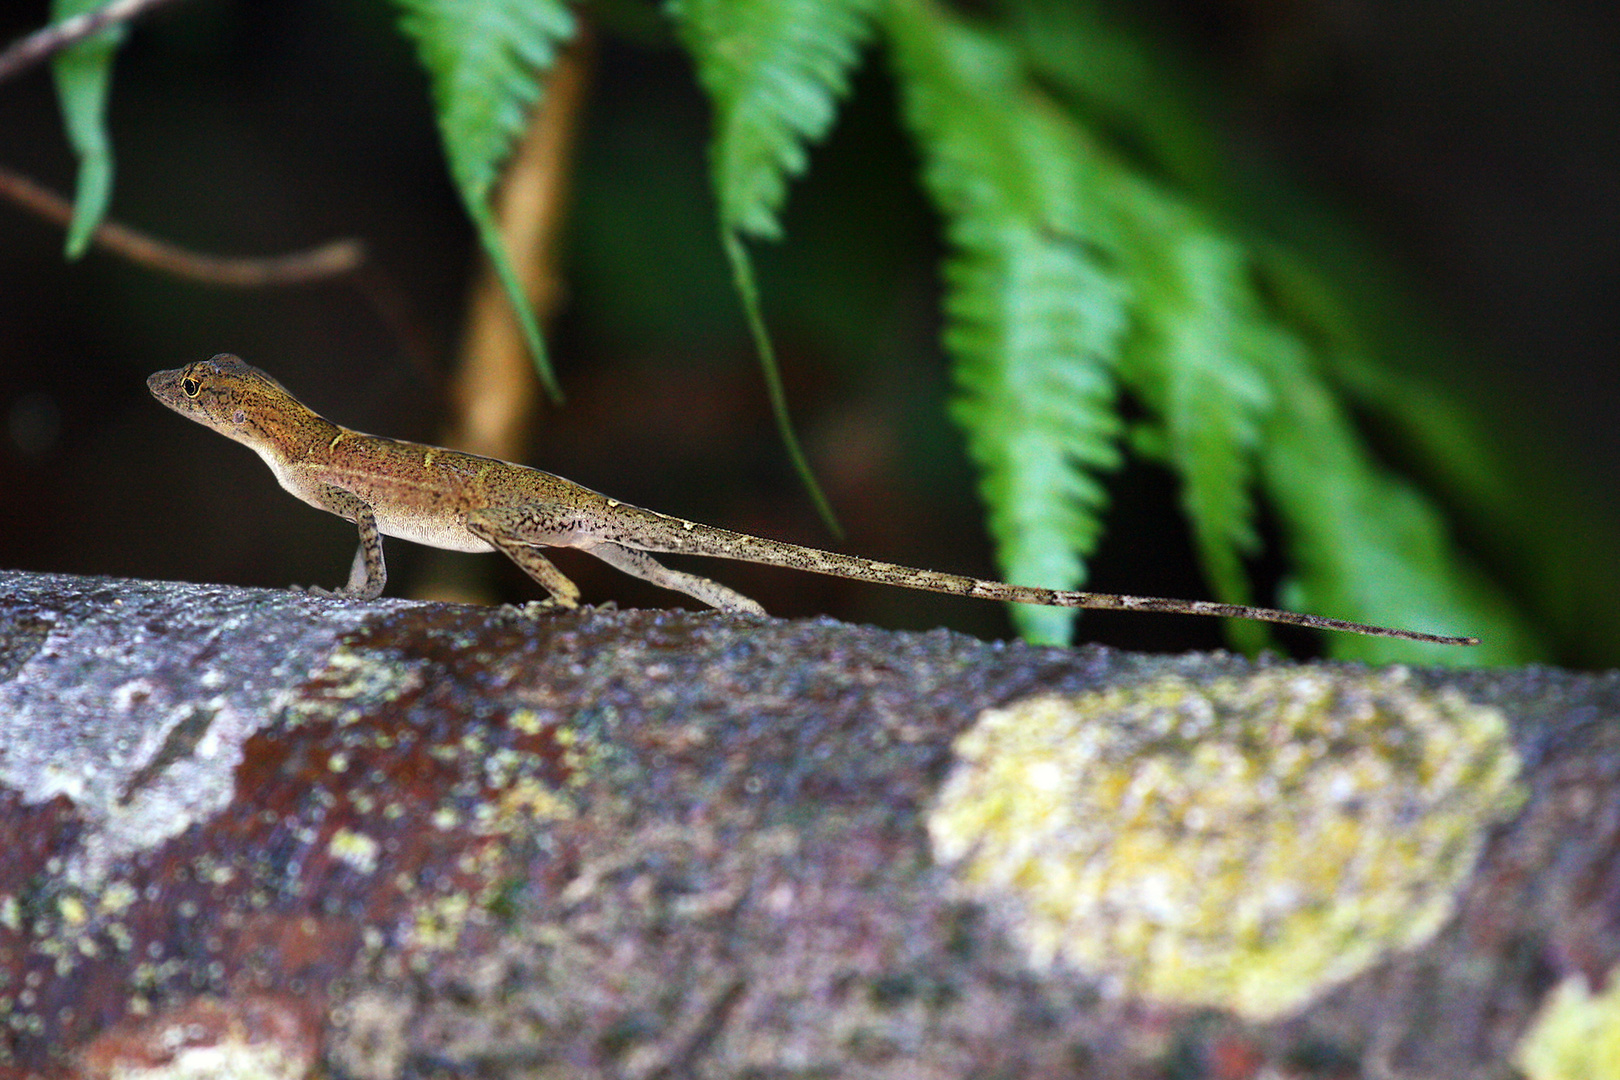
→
(0, 0, 1615, 667)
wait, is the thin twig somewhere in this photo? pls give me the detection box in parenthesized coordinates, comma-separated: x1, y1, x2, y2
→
(0, 164, 364, 286)
(0, 0, 189, 86)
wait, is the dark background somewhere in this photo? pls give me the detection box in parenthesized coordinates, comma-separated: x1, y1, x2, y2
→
(0, 0, 1614, 660)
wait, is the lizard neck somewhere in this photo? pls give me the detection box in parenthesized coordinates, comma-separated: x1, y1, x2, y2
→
(216, 381, 340, 467)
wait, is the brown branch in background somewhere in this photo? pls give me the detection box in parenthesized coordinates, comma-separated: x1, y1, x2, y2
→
(0, 0, 439, 366)
(0, 163, 437, 370)
(0, 164, 364, 285)
(0, 0, 191, 86)
(442, 27, 594, 461)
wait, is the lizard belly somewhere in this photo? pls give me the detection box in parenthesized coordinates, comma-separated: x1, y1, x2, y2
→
(374, 507, 494, 554)
(265, 465, 494, 553)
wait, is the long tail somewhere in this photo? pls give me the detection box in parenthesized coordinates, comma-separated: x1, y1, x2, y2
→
(812, 552, 1477, 645)
(629, 512, 1479, 646)
(961, 580, 1478, 645)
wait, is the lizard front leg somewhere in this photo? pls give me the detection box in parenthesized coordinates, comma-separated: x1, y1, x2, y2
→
(465, 508, 582, 609)
(297, 484, 388, 599)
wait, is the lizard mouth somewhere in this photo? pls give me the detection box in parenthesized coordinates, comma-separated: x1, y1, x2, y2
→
(147, 369, 180, 401)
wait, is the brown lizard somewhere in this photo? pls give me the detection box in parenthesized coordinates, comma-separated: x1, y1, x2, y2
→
(148, 354, 1477, 645)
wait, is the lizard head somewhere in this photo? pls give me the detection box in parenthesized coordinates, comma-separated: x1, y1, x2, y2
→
(148, 354, 310, 449)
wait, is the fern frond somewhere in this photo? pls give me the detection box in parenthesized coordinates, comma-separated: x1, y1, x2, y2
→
(1260, 365, 1540, 666)
(720, 229, 844, 536)
(669, 0, 879, 535)
(395, 0, 574, 202)
(1001, 0, 1228, 200)
(669, 0, 878, 241)
(887, 0, 1130, 644)
(1112, 189, 1275, 649)
(51, 0, 124, 258)
(392, 0, 575, 401)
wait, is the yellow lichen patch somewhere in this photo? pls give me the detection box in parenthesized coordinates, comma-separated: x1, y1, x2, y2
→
(1515, 968, 1620, 1080)
(329, 827, 381, 875)
(406, 890, 475, 954)
(928, 668, 1524, 1020)
(73, 995, 316, 1080)
(284, 648, 424, 728)
(80, 1041, 310, 1080)
(486, 775, 576, 833)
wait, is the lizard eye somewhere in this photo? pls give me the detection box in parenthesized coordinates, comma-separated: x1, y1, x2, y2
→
(181, 377, 201, 398)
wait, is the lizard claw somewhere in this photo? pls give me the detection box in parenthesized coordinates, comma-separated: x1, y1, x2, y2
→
(507, 598, 570, 616)
(293, 584, 361, 599)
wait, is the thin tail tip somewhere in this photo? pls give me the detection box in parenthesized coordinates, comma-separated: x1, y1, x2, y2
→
(1420, 633, 1480, 646)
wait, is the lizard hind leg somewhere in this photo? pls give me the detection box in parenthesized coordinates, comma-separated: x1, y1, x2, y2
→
(465, 510, 582, 609)
(586, 542, 766, 615)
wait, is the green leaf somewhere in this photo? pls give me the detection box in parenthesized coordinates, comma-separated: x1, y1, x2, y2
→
(887, 0, 1130, 645)
(669, 0, 880, 537)
(721, 230, 843, 537)
(51, 0, 125, 259)
(1259, 362, 1541, 666)
(669, 0, 879, 240)
(392, 0, 576, 402)
(1000, 0, 1228, 199)
(1256, 246, 1572, 658)
(1112, 190, 1275, 651)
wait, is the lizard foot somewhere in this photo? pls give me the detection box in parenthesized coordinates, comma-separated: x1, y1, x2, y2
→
(292, 584, 372, 600)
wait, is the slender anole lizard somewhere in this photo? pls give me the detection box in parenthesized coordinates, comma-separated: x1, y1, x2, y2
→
(148, 354, 1477, 645)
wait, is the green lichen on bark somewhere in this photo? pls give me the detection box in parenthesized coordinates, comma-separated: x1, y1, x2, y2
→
(1515, 967, 1620, 1080)
(928, 667, 1525, 1019)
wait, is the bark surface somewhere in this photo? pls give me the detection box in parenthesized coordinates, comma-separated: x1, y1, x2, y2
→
(0, 569, 1614, 1079)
